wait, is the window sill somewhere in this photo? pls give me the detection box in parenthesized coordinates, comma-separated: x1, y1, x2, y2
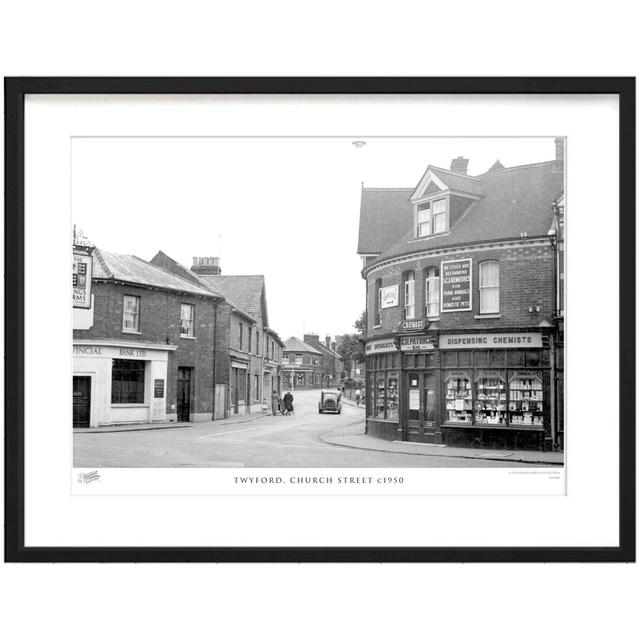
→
(474, 314, 501, 319)
(111, 403, 149, 408)
(179, 335, 196, 340)
(373, 324, 382, 329)
(426, 316, 440, 321)
(443, 421, 544, 432)
(122, 329, 141, 335)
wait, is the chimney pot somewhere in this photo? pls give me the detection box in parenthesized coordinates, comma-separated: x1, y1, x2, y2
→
(191, 255, 222, 276)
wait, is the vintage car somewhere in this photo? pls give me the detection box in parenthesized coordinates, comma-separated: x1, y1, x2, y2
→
(318, 390, 342, 414)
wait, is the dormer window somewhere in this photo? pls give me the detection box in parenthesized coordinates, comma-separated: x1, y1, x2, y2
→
(417, 197, 448, 237)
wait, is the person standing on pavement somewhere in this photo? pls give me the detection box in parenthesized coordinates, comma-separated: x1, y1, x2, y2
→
(283, 390, 294, 415)
(271, 389, 281, 415)
(355, 388, 361, 405)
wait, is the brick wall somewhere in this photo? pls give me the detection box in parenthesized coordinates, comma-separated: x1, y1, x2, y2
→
(73, 281, 223, 419)
(366, 241, 555, 334)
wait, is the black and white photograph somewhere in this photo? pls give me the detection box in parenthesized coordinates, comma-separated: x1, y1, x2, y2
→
(72, 134, 566, 471)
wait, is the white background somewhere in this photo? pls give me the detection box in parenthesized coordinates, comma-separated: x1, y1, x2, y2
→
(28, 94, 606, 547)
(1, 2, 638, 640)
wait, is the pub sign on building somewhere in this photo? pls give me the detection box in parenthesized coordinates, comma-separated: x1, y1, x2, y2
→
(358, 142, 565, 451)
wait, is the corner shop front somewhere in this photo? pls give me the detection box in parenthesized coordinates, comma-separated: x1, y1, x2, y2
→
(365, 331, 553, 451)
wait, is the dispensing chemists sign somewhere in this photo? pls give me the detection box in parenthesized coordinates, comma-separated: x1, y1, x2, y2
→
(72, 253, 93, 309)
(441, 258, 472, 312)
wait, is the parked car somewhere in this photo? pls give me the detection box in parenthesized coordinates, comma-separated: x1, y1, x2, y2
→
(318, 390, 342, 414)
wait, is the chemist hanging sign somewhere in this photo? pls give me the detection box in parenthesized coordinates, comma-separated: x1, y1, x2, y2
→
(441, 258, 472, 313)
(73, 253, 93, 309)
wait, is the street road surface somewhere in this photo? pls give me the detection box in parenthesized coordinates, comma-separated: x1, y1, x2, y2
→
(74, 389, 525, 468)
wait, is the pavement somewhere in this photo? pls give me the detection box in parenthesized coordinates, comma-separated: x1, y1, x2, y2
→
(337, 394, 562, 465)
(75, 391, 563, 466)
(73, 407, 270, 434)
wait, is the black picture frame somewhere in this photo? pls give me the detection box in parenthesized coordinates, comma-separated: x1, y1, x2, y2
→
(4, 77, 635, 563)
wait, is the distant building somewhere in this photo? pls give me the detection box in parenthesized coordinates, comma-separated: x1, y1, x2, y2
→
(282, 337, 323, 389)
(303, 333, 343, 387)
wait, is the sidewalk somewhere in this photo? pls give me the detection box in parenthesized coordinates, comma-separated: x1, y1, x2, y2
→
(73, 408, 270, 434)
(321, 421, 564, 466)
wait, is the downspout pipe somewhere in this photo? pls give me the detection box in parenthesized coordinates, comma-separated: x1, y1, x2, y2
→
(212, 299, 218, 420)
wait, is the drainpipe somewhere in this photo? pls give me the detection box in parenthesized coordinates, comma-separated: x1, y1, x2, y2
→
(211, 299, 218, 421)
(549, 217, 559, 450)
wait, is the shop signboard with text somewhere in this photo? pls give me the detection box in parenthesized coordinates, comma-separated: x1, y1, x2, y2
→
(440, 258, 472, 312)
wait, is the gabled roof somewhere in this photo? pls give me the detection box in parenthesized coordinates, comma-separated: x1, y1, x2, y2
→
(198, 275, 267, 322)
(412, 165, 485, 200)
(357, 188, 414, 255)
(150, 250, 225, 297)
(283, 336, 322, 354)
(313, 340, 342, 360)
(369, 160, 564, 267)
(93, 248, 219, 297)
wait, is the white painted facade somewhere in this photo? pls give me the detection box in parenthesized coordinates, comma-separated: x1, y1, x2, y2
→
(73, 339, 177, 427)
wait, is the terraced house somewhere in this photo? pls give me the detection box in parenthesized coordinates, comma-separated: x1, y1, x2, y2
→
(73, 248, 226, 428)
(358, 140, 565, 451)
(151, 254, 284, 416)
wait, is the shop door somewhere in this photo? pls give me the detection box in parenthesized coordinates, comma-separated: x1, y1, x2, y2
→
(73, 376, 91, 428)
(177, 367, 192, 422)
(406, 372, 437, 442)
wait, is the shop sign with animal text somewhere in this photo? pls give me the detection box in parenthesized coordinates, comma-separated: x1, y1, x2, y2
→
(440, 258, 472, 312)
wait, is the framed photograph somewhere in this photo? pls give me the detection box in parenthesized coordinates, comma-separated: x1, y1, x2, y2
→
(4, 77, 635, 562)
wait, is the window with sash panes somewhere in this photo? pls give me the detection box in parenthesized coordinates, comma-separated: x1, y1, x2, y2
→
(425, 267, 440, 317)
(122, 295, 140, 332)
(479, 261, 500, 313)
(417, 198, 448, 237)
(403, 272, 415, 320)
(180, 303, 194, 337)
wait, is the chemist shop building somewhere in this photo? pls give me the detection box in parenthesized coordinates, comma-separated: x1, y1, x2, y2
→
(73, 247, 224, 428)
(358, 145, 565, 451)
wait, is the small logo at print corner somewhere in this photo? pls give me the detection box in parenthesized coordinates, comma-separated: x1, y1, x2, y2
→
(77, 470, 101, 484)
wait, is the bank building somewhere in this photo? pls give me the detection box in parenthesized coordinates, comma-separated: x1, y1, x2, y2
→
(357, 141, 565, 451)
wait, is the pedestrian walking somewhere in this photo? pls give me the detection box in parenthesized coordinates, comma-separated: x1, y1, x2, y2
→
(355, 388, 361, 405)
(271, 389, 281, 416)
(283, 391, 294, 415)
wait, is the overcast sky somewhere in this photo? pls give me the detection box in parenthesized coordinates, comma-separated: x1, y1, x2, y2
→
(72, 136, 556, 340)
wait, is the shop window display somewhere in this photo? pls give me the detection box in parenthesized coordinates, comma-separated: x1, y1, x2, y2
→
(445, 373, 473, 423)
(475, 373, 507, 425)
(508, 372, 544, 426)
(386, 374, 399, 420)
(376, 376, 385, 418)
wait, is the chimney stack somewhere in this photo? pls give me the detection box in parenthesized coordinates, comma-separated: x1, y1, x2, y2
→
(450, 156, 469, 174)
(303, 333, 321, 349)
(191, 256, 221, 276)
(325, 335, 332, 351)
